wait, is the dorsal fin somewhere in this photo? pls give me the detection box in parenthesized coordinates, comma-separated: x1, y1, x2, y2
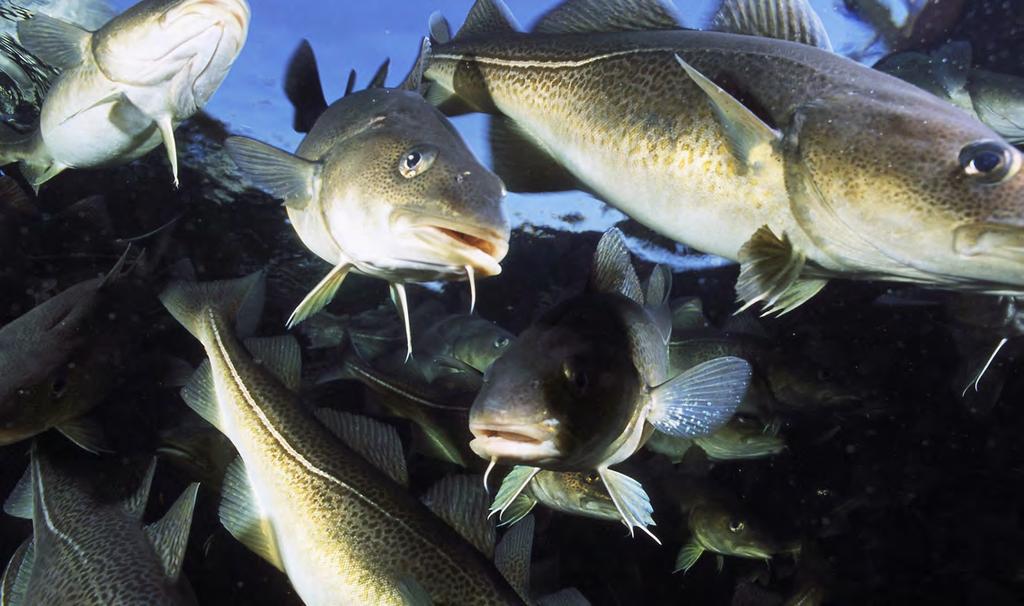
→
(494, 515, 534, 601)
(3, 468, 32, 520)
(313, 410, 409, 486)
(144, 483, 199, 583)
(122, 458, 157, 520)
(344, 69, 357, 96)
(181, 360, 223, 432)
(454, 0, 520, 40)
(1, 538, 34, 606)
(368, 59, 390, 89)
(219, 457, 284, 571)
(422, 475, 496, 557)
(284, 39, 328, 134)
(710, 0, 833, 51)
(429, 12, 452, 43)
(399, 37, 431, 93)
(533, 0, 681, 35)
(243, 336, 302, 392)
(589, 228, 644, 304)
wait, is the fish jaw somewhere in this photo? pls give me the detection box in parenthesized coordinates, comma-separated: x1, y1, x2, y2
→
(469, 422, 562, 463)
(312, 206, 510, 284)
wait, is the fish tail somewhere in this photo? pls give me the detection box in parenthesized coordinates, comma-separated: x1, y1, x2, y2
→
(159, 271, 266, 342)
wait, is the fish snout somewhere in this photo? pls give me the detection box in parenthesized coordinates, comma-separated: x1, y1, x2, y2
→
(396, 212, 510, 277)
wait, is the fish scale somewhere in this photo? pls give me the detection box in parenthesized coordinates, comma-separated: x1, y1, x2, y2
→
(426, 0, 1024, 313)
(161, 275, 524, 605)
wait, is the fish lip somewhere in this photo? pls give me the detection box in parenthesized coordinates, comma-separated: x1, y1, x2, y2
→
(468, 422, 561, 461)
(396, 213, 510, 276)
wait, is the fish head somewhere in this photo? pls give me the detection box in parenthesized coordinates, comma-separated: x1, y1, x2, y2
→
(447, 316, 516, 373)
(791, 89, 1024, 291)
(533, 471, 620, 521)
(317, 91, 509, 282)
(469, 297, 641, 469)
(690, 501, 775, 561)
(92, 0, 250, 108)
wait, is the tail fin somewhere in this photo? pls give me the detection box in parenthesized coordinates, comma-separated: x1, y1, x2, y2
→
(159, 272, 266, 342)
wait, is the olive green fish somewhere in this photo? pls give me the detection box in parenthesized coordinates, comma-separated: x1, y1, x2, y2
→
(470, 229, 752, 541)
(0, 252, 130, 452)
(159, 272, 528, 605)
(0, 0, 250, 188)
(226, 41, 509, 357)
(674, 486, 798, 574)
(491, 466, 619, 527)
(1, 445, 199, 605)
(423, 0, 1024, 314)
(876, 41, 1024, 145)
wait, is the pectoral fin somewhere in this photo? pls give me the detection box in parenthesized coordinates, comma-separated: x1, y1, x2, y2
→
(488, 116, 580, 193)
(55, 416, 111, 454)
(490, 466, 540, 520)
(598, 468, 659, 543)
(674, 538, 706, 573)
(224, 136, 320, 210)
(287, 264, 351, 329)
(16, 13, 91, 70)
(647, 356, 752, 438)
(674, 55, 781, 172)
(498, 493, 538, 527)
(736, 226, 827, 316)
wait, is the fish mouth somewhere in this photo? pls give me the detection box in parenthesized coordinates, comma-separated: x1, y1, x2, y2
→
(398, 214, 510, 277)
(469, 423, 560, 462)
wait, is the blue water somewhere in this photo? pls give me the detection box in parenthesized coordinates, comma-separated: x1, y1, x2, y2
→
(103, 0, 876, 258)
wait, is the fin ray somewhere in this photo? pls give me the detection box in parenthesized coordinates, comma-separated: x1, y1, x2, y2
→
(287, 264, 351, 329)
(144, 483, 199, 582)
(314, 410, 409, 486)
(422, 475, 495, 556)
(647, 356, 752, 437)
(598, 468, 659, 543)
(219, 457, 284, 571)
(711, 0, 833, 50)
(534, 0, 681, 34)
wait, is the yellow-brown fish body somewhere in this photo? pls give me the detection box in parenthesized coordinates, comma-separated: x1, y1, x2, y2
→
(160, 274, 523, 605)
(426, 0, 1024, 312)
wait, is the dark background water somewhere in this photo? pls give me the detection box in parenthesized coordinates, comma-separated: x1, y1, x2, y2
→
(1, 1, 1023, 605)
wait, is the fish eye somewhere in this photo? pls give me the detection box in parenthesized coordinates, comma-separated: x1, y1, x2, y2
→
(959, 140, 1020, 184)
(493, 336, 510, 349)
(562, 361, 589, 394)
(51, 375, 68, 398)
(399, 145, 438, 179)
(585, 472, 600, 484)
(728, 520, 745, 533)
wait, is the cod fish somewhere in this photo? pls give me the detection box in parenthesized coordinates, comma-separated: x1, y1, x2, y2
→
(493, 466, 620, 527)
(159, 272, 529, 605)
(470, 228, 752, 541)
(423, 0, 1024, 314)
(876, 41, 1024, 145)
(1, 445, 199, 605)
(0, 252, 129, 452)
(646, 414, 785, 462)
(416, 313, 516, 387)
(0, 0, 250, 188)
(226, 40, 509, 357)
(675, 488, 799, 574)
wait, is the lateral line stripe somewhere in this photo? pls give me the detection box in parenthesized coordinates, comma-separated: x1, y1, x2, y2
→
(206, 311, 465, 574)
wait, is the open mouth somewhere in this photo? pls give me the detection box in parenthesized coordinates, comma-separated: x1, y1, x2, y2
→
(401, 218, 510, 276)
(469, 422, 560, 461)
